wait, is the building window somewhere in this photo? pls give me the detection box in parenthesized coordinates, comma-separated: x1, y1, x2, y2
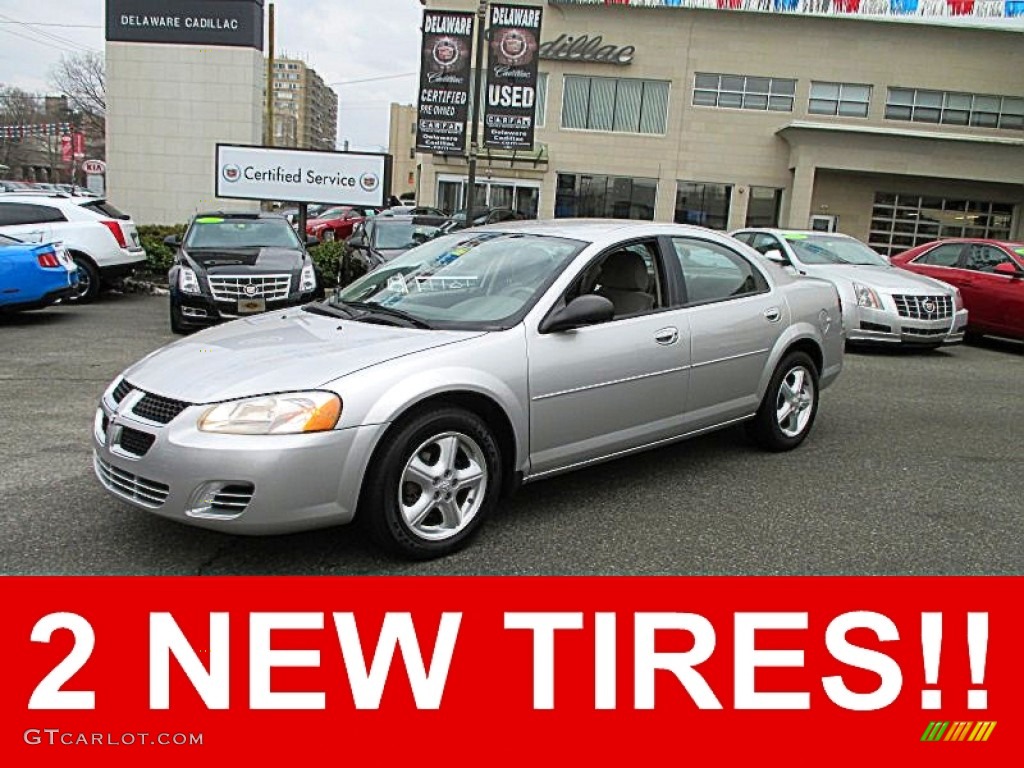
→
(561, 76, 669, 134)
(745, 187, 783, 227)
(869, 192, 1014, 257)
(535, 73, 547, 128)
(554, 173, 657, 220)
(674, 182, 732, 230)
(808, 82, 870, 117)
(885, 88, 1024, 130)
(692, 73, 795, 112)
(409, 147, 415, 159)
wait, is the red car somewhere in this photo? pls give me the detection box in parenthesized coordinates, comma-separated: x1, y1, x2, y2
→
(891, 239, 1024, 341)
(305, 206, 378, 242)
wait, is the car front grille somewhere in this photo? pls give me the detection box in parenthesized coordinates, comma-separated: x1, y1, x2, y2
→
(207, 274, 292, 302)
(111, 378, 133, 403)
(118, 427, 156, 457)
(893, 294, 953, 321)
(94, 454, 170, 508)
(902, 326, 949, 337)
(131, 392, 191, 425)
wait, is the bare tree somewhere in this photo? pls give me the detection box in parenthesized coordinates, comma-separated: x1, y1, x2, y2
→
(50, 51, 105, 132)
(0, 86, 45, 175)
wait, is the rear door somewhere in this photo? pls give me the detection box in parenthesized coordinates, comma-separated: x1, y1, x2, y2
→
(670, 235, 784, 430)
(0, 202, 62, 244)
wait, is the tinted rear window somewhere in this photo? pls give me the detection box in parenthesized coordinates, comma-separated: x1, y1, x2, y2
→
(0, 203, 67, 225)
(80, 200, 129, 220)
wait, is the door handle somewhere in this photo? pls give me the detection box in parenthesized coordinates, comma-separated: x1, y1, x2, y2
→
(654, 327, 679, 345)
(763, 307, 781, 323)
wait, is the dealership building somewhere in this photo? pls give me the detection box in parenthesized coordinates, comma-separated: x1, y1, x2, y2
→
(415, 0, 1024, 253)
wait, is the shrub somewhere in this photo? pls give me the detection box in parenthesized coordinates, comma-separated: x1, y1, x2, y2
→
(137, 224, 186, 277)
(309, 241, 368, 289)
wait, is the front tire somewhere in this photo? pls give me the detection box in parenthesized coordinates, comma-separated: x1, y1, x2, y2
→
(747, 351, 819, 452)
(69, 254, 100, 303)
(361, 407, 502, 559)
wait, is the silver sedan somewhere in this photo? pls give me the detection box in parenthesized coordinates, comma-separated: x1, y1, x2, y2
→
(731, 228, 967, 348)
(94, 221, 843, 559)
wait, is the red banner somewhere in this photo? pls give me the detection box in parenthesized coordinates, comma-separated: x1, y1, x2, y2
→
(60, 135, 72, 165)
(1, 577, 1019, 766)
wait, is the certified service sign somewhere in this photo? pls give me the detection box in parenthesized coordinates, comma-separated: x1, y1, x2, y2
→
(215, 144, 390, 207)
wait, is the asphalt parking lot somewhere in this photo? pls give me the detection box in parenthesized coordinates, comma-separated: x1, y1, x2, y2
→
(1, 292, 1022, 575)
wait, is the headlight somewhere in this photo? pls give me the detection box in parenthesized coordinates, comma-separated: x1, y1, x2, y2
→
(179, 266, 201, 295)
(952, 286, 964, 311)
(198, 391, 342, 435)
(300, 264, 317, 292)
(853, 282, 882, 310)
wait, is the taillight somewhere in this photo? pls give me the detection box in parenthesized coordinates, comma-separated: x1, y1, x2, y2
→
(37, 250, 60, 268)
(100, 219, 128, 248)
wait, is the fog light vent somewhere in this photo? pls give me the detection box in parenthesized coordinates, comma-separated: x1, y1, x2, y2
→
(187, 482, 255, 520)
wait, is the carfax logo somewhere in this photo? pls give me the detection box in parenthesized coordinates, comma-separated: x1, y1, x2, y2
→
(222, 164, 241, 183)
(360, 172, 380, 193)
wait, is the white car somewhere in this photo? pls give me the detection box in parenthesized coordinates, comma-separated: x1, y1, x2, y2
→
(0, 193, 146, 302)
(731, 229, 967, 348)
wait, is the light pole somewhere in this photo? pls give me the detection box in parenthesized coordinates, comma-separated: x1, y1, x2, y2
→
(464, 0, 488, 221)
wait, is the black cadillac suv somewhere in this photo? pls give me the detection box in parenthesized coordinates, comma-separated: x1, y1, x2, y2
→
(166, 212, 322, 334)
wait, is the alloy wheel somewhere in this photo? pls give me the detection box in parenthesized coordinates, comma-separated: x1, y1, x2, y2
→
(776, 365, 815, 438)
(398, 431, 488, 541)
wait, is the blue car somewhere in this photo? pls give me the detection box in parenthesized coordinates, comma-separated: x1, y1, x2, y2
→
(0, 234, 80, 312)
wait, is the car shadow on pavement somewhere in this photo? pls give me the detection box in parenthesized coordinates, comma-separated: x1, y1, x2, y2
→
(844, 344, 954, 358)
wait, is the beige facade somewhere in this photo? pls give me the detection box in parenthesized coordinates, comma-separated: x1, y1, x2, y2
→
(388, 103, 419, 199)
(419, 1, 1024, 252)
(106, 43, 264, 225)
(267, 57, 339, 151)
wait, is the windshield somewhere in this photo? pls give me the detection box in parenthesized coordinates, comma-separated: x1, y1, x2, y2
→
(784, 235, 889, 266)
(332, 232, 586, 328)
(374, 221, 444, 250)
(184, 218, 301, 250)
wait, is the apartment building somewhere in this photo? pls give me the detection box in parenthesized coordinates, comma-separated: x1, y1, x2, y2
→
(268, 57, 339, 151)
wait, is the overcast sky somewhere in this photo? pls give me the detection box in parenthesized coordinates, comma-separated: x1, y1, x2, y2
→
(0, 0, 423, 151)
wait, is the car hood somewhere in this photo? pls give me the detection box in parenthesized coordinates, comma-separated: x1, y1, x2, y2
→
(800, 264, 953, 294)
(123, 309, 485, 403)
(184, 247, 306, 273)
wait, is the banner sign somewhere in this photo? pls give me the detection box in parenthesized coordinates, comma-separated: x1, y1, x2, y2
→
(416, 10, 476, 155)
(0, 122, 73, 140)
(105, 0, 265, 49)
(484, 4, 544, 151)
(548, 0, 1024, 25)
(1, 577, 1019, 766)
(214, 144, 390, 207)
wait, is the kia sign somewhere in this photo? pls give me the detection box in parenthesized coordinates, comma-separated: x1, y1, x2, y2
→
(106, 0, 264, 49)
(83, 159, 107, 175)
(215, 144, 391, 207)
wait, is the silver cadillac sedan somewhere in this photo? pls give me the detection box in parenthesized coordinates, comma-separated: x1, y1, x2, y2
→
(731, 229, 967, 348)
(94, 221, 843, 559)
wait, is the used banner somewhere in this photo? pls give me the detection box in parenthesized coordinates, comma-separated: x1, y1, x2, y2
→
(2, 576, 1019, 766)
(416, 10, 476, 154)
(484, 4, 544, 151)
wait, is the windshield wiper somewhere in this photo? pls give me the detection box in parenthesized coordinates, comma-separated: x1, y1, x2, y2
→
(302, 302, 356, 319)
(339, 300, 434, 329)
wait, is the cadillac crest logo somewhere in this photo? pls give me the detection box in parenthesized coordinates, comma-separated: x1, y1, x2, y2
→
(243, 284, 258, 297)
(922, 299, 937, 315)
(432, 37, 461, 69)
(360, 172, 380, 193)
(222, 164, 241, 183)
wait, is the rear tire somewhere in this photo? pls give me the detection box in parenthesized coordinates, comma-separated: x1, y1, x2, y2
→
(360, 407, 502, 559)
(69, 254, 100, 303)
(747, 351, 819, 452)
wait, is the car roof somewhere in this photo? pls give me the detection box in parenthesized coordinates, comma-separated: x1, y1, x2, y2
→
(904, 237, 1024, 249)
(191, 211, 288, 221)
(734, 227, 857, 239)
(461, 218, 734, 242)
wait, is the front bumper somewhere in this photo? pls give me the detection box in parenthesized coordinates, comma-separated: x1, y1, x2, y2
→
(92, 387, 387, 534)
(172, 290, 317, 328)
(845, 306, 968, 347)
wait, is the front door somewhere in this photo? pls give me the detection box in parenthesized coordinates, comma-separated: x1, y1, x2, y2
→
(526, 239, 690, 475)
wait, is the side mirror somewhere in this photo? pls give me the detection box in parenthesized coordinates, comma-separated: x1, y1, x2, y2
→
(305, 236, 319, 248)
(993, 262, 1022, 278)
(164, 235, 181, 248)
(540, 295, 616, 334)
(762, 248, 787, 264)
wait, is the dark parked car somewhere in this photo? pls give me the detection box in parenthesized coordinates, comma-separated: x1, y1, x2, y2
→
(344, 215, 448, 280)
(166, 213, 321, 334)
(439, 207, 527, 233)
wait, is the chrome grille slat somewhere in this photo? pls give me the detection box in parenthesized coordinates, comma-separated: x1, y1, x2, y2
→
(892, 294, 953, 321)
(207, 274, 292, 302)
(94, 455, 170, 508)
(111, 378, 132, 403)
